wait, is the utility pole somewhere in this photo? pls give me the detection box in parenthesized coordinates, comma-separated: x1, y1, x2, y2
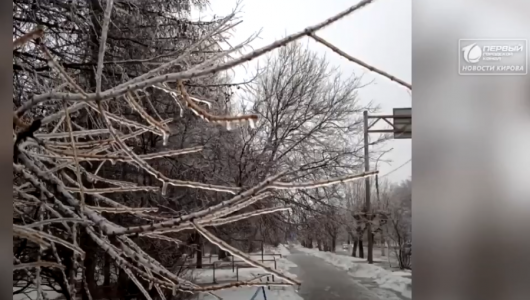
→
(362, 107, 411, 264)
(363, 110, 374, 264)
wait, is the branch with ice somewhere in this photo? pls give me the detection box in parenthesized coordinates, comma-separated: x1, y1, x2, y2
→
(10, 1, 401, 297)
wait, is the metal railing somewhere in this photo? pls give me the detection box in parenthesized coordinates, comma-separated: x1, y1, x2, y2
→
(175, 253, 283, 284)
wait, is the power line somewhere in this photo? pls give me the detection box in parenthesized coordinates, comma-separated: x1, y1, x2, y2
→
(379, 158, 411, 178)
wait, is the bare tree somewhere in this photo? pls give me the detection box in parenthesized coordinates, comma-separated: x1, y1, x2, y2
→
(385, 179, 412, 269)
(238, 41, 383, 249)
(13, 1, 388, 300)
(343, 180, 367, 257)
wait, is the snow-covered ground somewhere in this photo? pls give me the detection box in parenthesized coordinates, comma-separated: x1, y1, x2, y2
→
(14, 244, 411, 300)
(13, 245, 300, 300)
(336, 244, 410, 274)
(196, 286, 303, 300)
(195, 244, 303, 300)
(194, 247, 295, 284)
(293, 244, 412, 299)
(13, 284, 62, 300)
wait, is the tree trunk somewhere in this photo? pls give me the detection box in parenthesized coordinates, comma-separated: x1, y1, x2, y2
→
(117, 268, 128, 300)
(359, 239, 364, 258)
(247, 226, 258, 252)
(352, 239, 358, 257)
(196, 233, 203, 269)
(81, 233, 96, 300)
(103, 253, 111, 285)
(380, 234, 386, 256)
(331, 236, 336, 252)
(188, 234, 196, 258)
(317, 239, 322, 251)
(218, 249, 227, 260)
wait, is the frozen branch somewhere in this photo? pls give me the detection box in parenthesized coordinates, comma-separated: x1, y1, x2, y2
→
(26, 0, 377, 107)
(268, 171, 378, 190)
(96, 0, 114, 95)
(191, 222, 300, 285)
(309, 33, 412, 90)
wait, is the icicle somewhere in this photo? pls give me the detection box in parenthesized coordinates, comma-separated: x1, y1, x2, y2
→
(148, 281, 153, 290)
(226, 121, 232, 131)
(161, 182, 168, 196)
(162, 132, 169, 146)
(172, 284, 176, 296)
(109, 159, 115, 165)
(248, 118, 256, 129)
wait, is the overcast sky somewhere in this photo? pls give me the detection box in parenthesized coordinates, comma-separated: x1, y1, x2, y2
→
(194, 0, 411, 183)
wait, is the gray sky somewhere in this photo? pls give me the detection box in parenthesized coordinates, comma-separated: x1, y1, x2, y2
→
(195, 0, 411, 183)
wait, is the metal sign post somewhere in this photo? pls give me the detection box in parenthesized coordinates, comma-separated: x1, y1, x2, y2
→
(362, 108, 411, 264)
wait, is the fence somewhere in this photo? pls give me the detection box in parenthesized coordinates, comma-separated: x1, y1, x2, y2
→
(206, 252, 283, 263)
(250, 287, 267, 300)
(176, 252, 283, 284)
(215, 254, 280, 284)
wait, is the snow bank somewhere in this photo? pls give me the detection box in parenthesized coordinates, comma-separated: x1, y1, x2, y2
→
(294, 245, 412, 299)
(274, 244, 291, 257)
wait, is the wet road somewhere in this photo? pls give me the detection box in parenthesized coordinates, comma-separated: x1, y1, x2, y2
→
(286, 248, 381, 300)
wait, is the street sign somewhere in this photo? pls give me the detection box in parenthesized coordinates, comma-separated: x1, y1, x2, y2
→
(392, 108, 411, 139)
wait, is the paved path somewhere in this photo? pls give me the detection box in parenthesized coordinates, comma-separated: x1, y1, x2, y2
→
(286, 248, 381, 300)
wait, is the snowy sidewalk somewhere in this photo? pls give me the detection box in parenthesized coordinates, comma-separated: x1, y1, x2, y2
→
(287, 248, 382, 300)
(293, 245, 411, 299)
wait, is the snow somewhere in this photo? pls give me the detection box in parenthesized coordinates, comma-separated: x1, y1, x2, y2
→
(275, 244, 292, 257)
(196, 286, 303, 300)
(338, 243, 408, 271)
(13, 283, 63, 300)
(14, 245, 299, 300)
(293, 245, 412, 299)
(14, 244, 412, 300)
(391, 270, 412, 277)
(195, 244, 302, 300)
